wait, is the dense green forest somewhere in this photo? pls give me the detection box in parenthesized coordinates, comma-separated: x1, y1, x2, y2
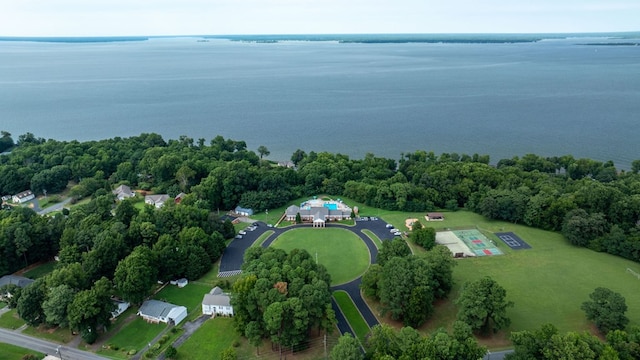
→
(2, 130, 640, 344)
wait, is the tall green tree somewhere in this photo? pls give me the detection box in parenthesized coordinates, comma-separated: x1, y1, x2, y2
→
(581, 287, 629, 334)
(16, 278, 47, 326)
(456, 276, 513, 334)
(410, 226, 436, 250)
(42, 284, 76, 327)
(114, 246, 157, 304)
(67, 277, 115, 344)
(330, 333, 363, 360)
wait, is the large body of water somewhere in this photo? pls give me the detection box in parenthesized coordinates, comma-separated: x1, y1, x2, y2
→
(1, 35, 639, 167)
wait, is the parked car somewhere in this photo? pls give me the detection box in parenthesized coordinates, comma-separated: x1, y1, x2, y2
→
(239, 230, 246, 235)
(235, 234, 243, 239)
(385, 224, 394, 229)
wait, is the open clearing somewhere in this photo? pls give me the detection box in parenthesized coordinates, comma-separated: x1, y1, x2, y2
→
(377, 210, 640, 338)
(271, 227, 370, 285)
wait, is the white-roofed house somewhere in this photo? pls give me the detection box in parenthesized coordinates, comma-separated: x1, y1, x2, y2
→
(12, 190, 35, 204)
(202, 287, 234, 317)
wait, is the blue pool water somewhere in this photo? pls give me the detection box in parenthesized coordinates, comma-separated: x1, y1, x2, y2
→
(324, 204, 338, 210)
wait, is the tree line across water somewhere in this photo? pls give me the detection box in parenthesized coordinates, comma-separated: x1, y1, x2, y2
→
(2, 131, 640, 350)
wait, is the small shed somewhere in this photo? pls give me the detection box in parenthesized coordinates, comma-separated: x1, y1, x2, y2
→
(426, 212, 445, 221)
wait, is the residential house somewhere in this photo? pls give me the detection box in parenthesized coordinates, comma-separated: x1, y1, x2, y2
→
(12, 190, 35, 204)
(0, 275, 34, 299)
(111, 300, 130, 318)
(112, 185, 135, 201)
(234, 206, 254, 216)
(202, 287, 234, 316)
(145, 194, 170, 208)
(138, 300, 187, 325)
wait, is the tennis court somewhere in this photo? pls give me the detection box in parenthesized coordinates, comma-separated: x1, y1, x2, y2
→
(436, 229, 502, 257)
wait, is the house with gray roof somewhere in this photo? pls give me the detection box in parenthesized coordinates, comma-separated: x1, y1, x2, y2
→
(112, 185, 135, 201)
(0, 275, 34, 299)
(138, 300, 187, 325)
(145, 194, 170, 208)
(202, 286, 233, 316)
(285, 201, 352, 224)
(0, 275, 34, 289)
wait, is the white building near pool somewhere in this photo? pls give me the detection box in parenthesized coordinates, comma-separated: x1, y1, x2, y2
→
(285, 198, 352, 225)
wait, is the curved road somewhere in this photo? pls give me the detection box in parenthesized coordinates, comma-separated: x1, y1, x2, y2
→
(0, 328, 108, 360)
(219, 218, 396, 337)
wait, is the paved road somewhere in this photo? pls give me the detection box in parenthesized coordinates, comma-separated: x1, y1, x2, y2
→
(38, 198, 72, 215)
(0, 328, 108, 360)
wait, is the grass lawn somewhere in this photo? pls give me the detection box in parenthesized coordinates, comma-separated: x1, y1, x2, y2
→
(23, 261, 57, 279)
(102, 317, 166, 355)
(0, 309, 26, 330)
(364, 210, 640, 348)
(23, 324, 74, 343)
(0, 342, 44, 360)
(333, 291, 370, 343)
(362, 229, 383, 249)
(154, 283, 212, 315)
(177, 318, 243, 359)
(271, 228, 370, 285)
(252, 230, 275, 247)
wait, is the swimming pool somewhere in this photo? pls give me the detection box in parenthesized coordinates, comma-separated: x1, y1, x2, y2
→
(324, 203, 338, 210)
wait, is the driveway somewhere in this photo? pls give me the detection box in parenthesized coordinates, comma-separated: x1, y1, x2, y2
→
(38, 197, 72, 215)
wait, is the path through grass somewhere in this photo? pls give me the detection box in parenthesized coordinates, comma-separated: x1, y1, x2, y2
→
(333, 290, 370, 343)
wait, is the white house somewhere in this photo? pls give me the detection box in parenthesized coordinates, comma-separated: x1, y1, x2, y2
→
(12, 190, 35, 204)
(138, 300, 187, 325)
(111, 300, 130, 319)
(234, 206, 254, 216)
(202, 287, 234, 316)
(112, 185, 135, 201)
(145, 194, 170, 208)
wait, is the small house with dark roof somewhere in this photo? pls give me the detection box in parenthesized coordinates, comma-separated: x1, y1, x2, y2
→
(202, 286, 233, 316)
(112, 185, 135, 201)
(12, 190, 35, 204)
(426, 212, 445, 221)
(138, 300, 187, 325)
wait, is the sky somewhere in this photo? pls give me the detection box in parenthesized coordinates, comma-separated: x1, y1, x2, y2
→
(1, 0, 639, 36)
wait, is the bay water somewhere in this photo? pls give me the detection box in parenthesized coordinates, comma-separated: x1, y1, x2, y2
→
(1, 36, 639, 167)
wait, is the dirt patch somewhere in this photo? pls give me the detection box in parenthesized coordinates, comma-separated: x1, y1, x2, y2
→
(405, 218, 419, 230)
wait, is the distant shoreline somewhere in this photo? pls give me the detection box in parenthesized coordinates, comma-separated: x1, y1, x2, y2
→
(1, 31, 639, 44)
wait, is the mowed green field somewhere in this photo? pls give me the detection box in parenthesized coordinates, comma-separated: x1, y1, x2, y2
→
(0, 343, 43, 360)
(381, 210, 640, 334)
(271, 228, 371, 285)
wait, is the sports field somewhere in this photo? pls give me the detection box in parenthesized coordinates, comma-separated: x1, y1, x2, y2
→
(436, 229, 502, 257)
(271, 228, 370, 285)
(454, 229, 502, 256)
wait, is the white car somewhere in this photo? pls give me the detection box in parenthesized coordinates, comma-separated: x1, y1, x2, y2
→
(235, 234, 243, 239)
(239, 230, 247, 235)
